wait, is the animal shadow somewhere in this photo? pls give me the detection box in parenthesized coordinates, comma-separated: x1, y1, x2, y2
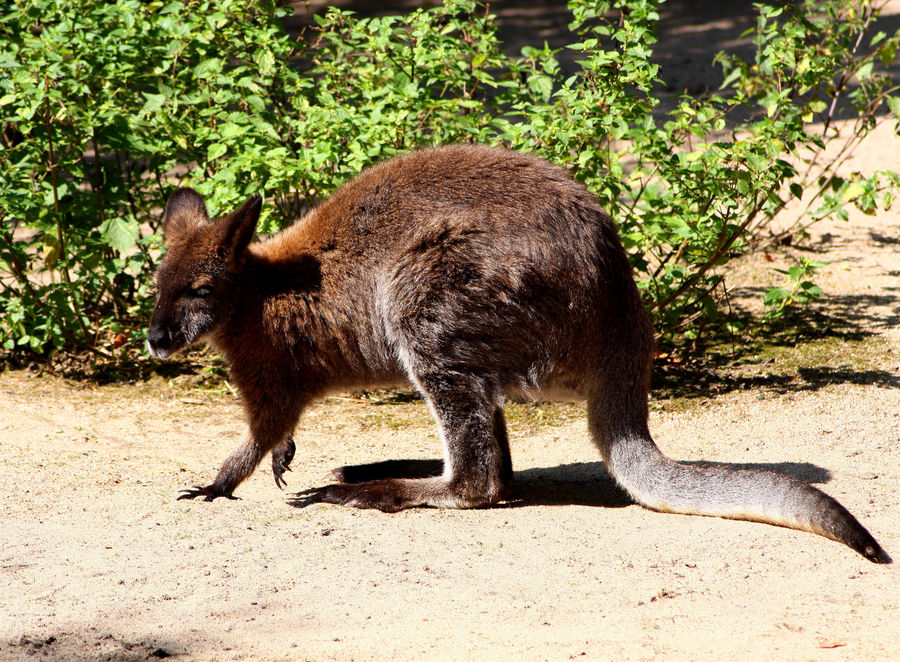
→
(287, 459, 833, 510)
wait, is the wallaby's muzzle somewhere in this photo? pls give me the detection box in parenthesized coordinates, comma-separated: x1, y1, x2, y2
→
(146, 323, 174, 359)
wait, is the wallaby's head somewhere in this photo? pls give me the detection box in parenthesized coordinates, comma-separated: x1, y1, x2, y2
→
(147, 188, 260, 359)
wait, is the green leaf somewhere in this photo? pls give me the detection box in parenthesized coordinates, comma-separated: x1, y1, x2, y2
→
(807, 99, 827, 114)
(194, 58, 224, 79)
(100, 216, 140, 253)
(887, 96, 900, 117)
(527, 74, 553, 101)
(207, 142, 227, 161)
(856, 61, 874, 81)
(745, 152, 768, 172)
(255, 49, 275, 75)
(142, 93, 166, 112)
(764, 287, 788, 305)
(683, 150, 704, 163)
(219, 122, 247, 140)
(843, 182, 866, 201)
(878, 41, 897, 68)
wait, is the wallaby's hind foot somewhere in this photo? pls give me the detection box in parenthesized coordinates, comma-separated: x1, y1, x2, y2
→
(296, 475, 506, 512)
(309, 401, 511, 512)
(333, 459, 445, 484)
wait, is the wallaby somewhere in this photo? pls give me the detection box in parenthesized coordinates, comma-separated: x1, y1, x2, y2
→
(147, 144, 889, 563)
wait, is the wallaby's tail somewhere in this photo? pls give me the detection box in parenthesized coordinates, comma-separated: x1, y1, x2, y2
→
(589, 403, 890, 563)
(612, 434, 888, 562)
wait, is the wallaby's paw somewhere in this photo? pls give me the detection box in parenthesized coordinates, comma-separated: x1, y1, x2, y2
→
(177, 485, 238, 502)
(272, 437, 296, 490)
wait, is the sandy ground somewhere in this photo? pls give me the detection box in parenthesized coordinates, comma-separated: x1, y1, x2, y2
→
(2, 131, 899, 661)
(3, 4, 900, 661)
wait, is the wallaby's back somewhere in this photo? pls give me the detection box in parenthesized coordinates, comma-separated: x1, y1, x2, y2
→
(249, 145, 649, 396)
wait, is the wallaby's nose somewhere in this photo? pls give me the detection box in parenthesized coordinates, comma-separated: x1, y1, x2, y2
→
(147, 325, 170, 349)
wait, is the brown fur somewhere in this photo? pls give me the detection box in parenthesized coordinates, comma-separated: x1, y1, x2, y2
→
(148, 145, 889, 562)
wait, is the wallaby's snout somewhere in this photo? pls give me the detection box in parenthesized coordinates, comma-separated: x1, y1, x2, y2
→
(146, 324, 168, 354)
(146, 318, 175, 359)
(146, 284, 187, 359)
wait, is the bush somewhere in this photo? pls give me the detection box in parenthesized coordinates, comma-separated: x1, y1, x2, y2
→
(1, 0, 897, 361)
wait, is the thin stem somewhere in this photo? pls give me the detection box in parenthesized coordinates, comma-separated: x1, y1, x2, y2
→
(90, 128, 105, 226)
(43, 75, 91, 344)
(43, 79, 67, 286)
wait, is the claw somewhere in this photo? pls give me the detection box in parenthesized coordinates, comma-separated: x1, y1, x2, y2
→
(272, 437, 297, 490)
(288, 485, 329, 508)
(177, 485, 236, 501)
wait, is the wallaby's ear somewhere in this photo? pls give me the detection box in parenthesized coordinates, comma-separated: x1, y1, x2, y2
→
(163, 188, 209, 243)
(216, 195, 262, 265)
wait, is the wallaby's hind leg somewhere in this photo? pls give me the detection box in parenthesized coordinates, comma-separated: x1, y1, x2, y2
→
(586, 356, 890, 563)
(493, 407, 513, 485)
(315, 379, 511, 512)
(333, 407, 512, 486)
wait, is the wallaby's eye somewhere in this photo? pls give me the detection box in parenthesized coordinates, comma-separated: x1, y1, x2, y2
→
(193, 285, 212, 299)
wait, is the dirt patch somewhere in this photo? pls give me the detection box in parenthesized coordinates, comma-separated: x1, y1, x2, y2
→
(4, 632, 174, 662)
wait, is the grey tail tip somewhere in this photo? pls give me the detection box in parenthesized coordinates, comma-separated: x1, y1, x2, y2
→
(863, 544, 892, 564)
(856, 539, 891, 564)
(838, 515, 890, 563)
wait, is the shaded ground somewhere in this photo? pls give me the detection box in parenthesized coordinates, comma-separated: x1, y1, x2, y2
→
(2, 2, 900, 661)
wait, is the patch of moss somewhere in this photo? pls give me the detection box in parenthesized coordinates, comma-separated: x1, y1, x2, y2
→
(652, 332, 897, 409)
(503, 401, 582, 434)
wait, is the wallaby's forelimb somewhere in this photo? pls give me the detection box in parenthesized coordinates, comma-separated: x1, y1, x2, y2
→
(272, 437, 296, 490)
(177, 433, 267, 501)
(180, 407, 303, 500)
